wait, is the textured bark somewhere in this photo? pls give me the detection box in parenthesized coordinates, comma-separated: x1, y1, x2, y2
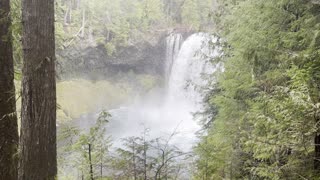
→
(64, 0, 72, 25)
(88, 144, 94, 180)
(19, 0, 57, 179)
(315, 133, 320, 172)
(315, 110, 320, 172)
(0, 0, 19, 179)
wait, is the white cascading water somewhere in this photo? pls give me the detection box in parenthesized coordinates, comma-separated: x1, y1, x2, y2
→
(160, 33, 217, 149)
(61, 33, 219, 179)
(167, 33, 214, 110)
(103, 33, 219, 150)
(165, 33, 183, 82)
(75, 33, 219, 149)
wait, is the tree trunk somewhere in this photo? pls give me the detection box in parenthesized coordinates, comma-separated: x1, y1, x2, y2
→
(80, 8, 86, 38)
(133, 141, 137, 180)
(19, 0, 57, 179)
(100, 161, 103, 179)
(0, 0, 19, 179)
(88, 144, 94, 180)
(315, 133, 320, 172)
(314, 109, 320, 173)
(64, 0, 72, 25)
(143, 136, 147, 180)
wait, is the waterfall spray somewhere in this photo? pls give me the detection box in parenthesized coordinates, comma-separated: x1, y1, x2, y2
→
(89, 33, 219, 150)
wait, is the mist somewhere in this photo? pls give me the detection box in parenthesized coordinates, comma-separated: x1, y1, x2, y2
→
(69, 33, 219, 150)
(5, 0, 320, 179)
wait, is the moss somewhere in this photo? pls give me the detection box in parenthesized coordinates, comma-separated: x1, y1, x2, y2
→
(137, 74, 159, 92)
(16, 75, 159, 124)
(56, 79, 132, 122)
(103, 42, 116, 56)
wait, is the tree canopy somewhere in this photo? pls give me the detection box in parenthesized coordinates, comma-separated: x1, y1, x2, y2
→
(194, 0, 320, 179)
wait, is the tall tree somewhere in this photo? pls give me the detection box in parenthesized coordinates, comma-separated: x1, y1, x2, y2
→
(195, 0, 320, 179)
(18, 0, 57, 179)
(0, 0, 19, 179)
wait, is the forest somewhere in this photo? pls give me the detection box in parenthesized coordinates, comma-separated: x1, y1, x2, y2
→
(1, 0, 320, 179)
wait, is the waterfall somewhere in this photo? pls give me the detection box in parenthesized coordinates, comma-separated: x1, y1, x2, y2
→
(165, 33, 183, 82)
(60, 33, 220, 179)
(84, 33, 219, 149)
(166, 33, 217, 114)
(159, 33, 218, 148)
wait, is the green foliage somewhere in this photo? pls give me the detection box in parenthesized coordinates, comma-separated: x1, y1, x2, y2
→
(54, 0, 168, 53)
(109, 129, 186, 179)
(195, 0, 320, 179)
(10, 0, 22, 69)
(136, 74, 159, 92)
(58, 111, 112, 179)
(181, 0, 201, 28)
(103, 42, 116, 56)
(181, 0, 213, 29)
(53, 0, 216, 56)
(56, 80, 132, 122)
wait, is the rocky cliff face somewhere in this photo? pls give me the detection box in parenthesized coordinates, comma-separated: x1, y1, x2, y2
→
(57, 34, 167, 80)
(56, 28, 195, 81)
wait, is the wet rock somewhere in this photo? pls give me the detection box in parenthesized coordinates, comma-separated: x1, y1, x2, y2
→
(57, 35, 166, 80)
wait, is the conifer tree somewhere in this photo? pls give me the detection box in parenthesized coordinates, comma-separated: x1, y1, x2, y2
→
(0, 0, 19, 179)
(19, 0, 57, 178)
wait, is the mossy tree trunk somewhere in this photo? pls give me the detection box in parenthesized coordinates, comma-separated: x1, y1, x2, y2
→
(0, 0, 19, 179)
(19, 0, 57, 179)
